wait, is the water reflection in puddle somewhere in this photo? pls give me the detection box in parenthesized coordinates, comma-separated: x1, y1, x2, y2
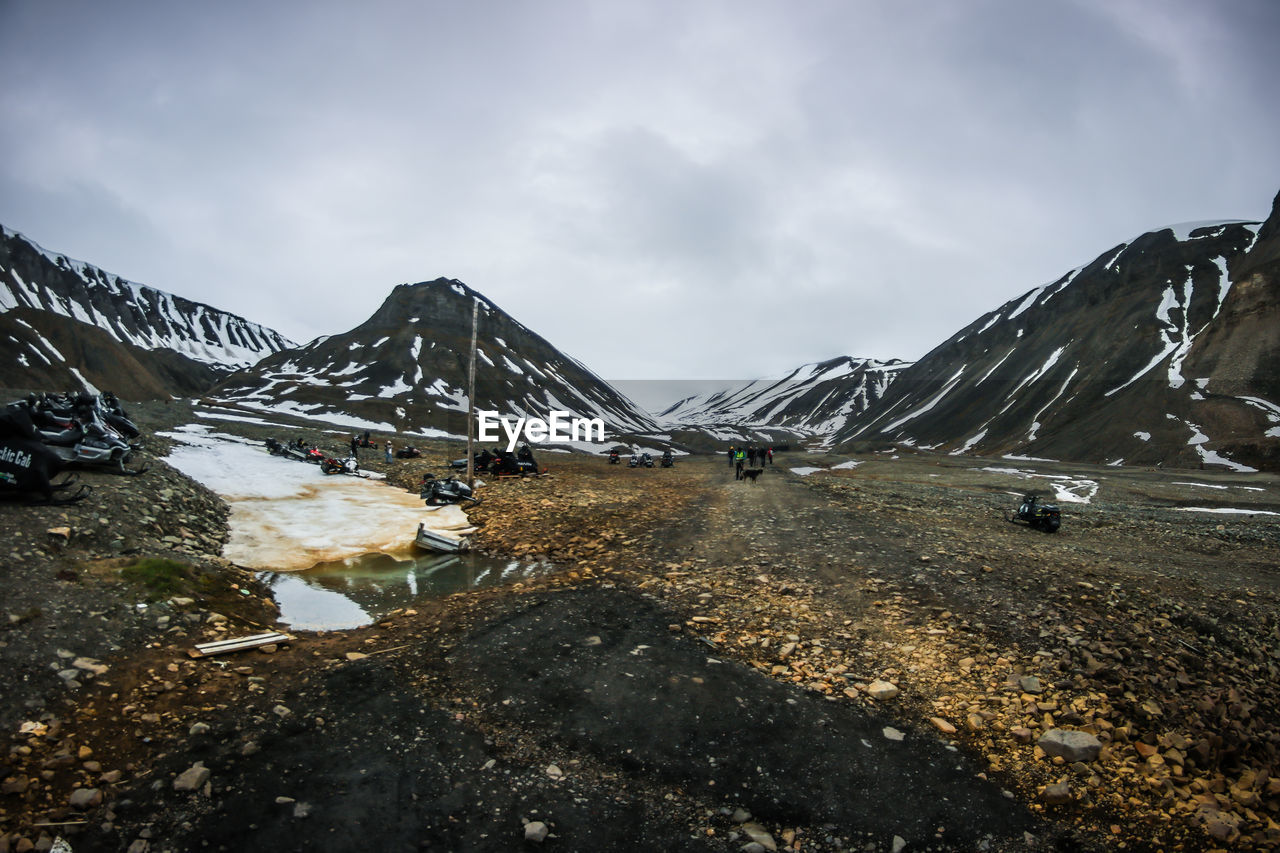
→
(259, 551, 553, 631)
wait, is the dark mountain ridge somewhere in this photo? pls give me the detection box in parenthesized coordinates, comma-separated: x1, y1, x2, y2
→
(1, 225, 295, 396)
(658, 356, 911, 444)
(833, 198, 1280, 471)
(210, 279, 660, 440)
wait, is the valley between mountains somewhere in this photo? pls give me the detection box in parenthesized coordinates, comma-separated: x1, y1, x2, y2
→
(1, 403, 1278, 853)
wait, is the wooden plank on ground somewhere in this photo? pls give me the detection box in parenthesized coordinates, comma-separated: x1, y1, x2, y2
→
(189, 631, 293, 659)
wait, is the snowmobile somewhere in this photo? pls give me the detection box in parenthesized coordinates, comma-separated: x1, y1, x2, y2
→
(492, 449, 539, 476)
(1009, 493, 1061, 533)
(627, 453, 640, 468)
(660, 450, 674, 468)
(320, 455, 360, 476)
(20, 394, 147, 475)
(420, 473, 480, 506)
(98, 392, 141, 441)
(607, 449, 620, 464)
(449, 449, 495, 474)
(265, 438, 317, 463)
(0, 407, 90, 504)
(396, 445, 422, 459)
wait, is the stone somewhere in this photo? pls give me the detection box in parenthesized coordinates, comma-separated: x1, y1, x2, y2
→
(173, 762, 210, 792)
(930, 717, 957, 734)
(73, 657, 109, 675)
(892, 837, 907, 853)
(882, 726, 905, 742)
(739, 822, 777, 851)
(69, 787, 102, 809)
(524, 821, 549, 842)
(1037, 729, 1102, 763)
(866, 679, 899, 700)
(1041, 781, 1072, 805)
(2, 775, 30, 794)
(1019, 675, 1043, 694)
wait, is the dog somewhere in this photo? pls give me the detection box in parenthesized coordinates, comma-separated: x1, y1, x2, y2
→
(741, 468, 763, 483)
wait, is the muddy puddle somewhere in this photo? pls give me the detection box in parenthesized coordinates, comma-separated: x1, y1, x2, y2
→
(259, 550, 553, 630)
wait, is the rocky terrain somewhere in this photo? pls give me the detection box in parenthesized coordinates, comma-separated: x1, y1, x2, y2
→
(1, 402, 1278, 852)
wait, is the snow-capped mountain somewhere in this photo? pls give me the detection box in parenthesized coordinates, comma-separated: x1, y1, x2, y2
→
(1, 225, 295, 395)
(211, 278, 662, 440)
(659, 356, 910, 442)
(835, 195, 1280, 471)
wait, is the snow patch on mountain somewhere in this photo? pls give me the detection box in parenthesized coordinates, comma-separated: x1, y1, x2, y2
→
(1, 224, 295, 369)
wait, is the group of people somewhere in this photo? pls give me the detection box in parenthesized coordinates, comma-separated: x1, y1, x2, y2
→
(348, 430, 402, 464)
(728, 444, 773, 479)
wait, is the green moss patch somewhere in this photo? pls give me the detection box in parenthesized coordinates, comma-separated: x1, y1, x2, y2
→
(119, 557, 197, 601)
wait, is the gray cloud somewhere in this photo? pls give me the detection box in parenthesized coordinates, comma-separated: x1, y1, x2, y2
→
(3, 0, 1277, 391)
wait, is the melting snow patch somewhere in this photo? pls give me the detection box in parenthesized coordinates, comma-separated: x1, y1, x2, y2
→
(980, 466, 1098, 504)
(831, 460, 861, 469)
(789, 467, 825, 476)
(163, 429, 467, 570)
(1134, 431, 1151, 442)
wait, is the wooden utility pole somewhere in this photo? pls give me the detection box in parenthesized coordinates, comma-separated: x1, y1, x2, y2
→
(465, 300, 479, 489)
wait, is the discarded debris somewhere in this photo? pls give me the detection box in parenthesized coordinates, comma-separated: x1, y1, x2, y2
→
(189, 631, 293, 658)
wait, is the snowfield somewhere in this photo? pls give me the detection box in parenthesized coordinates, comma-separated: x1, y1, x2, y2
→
(162, 425, 470, 570)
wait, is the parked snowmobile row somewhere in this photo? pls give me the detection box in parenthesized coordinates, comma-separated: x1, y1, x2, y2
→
(1, 391, 148, 504)
(611, 448, 674, 468)
(448, 444, 543, 477)
(264, 437, 367, 477)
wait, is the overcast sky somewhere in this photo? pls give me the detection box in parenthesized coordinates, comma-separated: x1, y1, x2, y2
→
(3, 1, 1278, 391)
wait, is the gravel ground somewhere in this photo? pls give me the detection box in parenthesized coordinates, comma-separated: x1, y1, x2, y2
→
(2, 400, 1278, 852)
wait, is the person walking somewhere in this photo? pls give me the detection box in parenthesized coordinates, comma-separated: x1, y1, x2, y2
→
(727, 445, 735, 467)
(734, 446, 746, 480)
(385, 441, 394, 464)
(350, 435, 359, 458)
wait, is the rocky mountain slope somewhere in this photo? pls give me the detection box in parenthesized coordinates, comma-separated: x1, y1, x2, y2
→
(209, 278, 661, 440)
(834, 194, 1280, 472)
(1, 225, 295, 396)
(658, 356, 910, 444)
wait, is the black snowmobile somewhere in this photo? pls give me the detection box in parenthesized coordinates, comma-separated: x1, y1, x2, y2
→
(449, 449, 496, 474)
(660, 450, 674, 468)
(1009, 493, 1061, 533)
(0, 406, 90, 504)
(420, 473, 481, 506)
